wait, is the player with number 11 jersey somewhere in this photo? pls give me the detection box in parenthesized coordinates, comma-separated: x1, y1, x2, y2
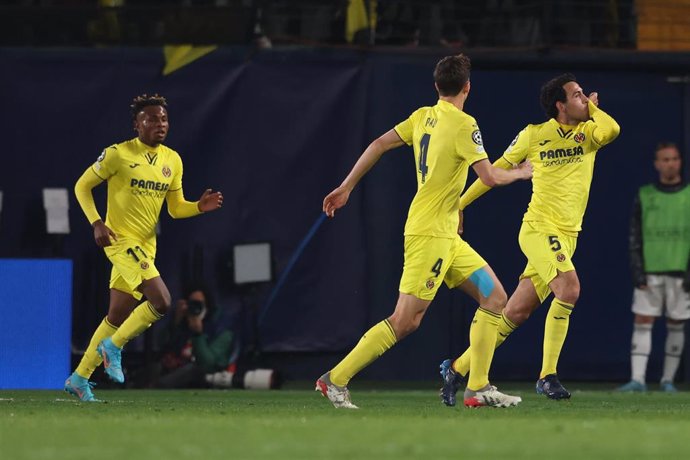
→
(64, 94, 223, 402)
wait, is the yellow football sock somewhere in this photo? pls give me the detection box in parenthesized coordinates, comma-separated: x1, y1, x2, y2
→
(110, 301, 163, 348)
(540, 299, 574, 378)
(467, 308, 501, 391)
(75, 317, 118, 379)
(330, 319, 397, 387)
(453, 312, 517, 377)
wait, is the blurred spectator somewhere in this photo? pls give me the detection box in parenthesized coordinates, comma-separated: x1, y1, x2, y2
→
(88, 0, 125, 44)
(618, 142, 690, 393)
(156, 285, 236, 388)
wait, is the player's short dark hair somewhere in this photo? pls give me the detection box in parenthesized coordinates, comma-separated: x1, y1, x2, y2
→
(540, 73, 577, 119)
(433, 54, 471, 97)
(655, 141, 681, 159)
(130, 94, 167, 121)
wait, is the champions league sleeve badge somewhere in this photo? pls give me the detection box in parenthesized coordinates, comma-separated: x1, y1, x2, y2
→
(471, 130, 483, 146)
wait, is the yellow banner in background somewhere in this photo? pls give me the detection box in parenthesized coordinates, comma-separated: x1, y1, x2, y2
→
(346, 0, 377, 44)
(162, 45, 218, 76)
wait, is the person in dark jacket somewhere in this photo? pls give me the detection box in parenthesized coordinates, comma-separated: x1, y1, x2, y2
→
(618, 142, 690, 392)
(157, 285, 235, 388)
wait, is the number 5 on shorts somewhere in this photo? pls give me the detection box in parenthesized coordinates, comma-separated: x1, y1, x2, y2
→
(431, 258, 443, 277)
(548, 235, 561, 252)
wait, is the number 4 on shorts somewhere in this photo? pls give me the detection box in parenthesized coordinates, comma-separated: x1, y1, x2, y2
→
(431, 258, 443, 277)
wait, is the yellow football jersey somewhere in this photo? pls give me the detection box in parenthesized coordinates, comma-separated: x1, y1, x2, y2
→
(91, 137, 183, 243)
(395, 100, 488, 238)
(502, 103, 619, 234)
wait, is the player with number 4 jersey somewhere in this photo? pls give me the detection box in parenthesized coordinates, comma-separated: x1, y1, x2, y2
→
(315, 54, 532, 409)
(444, 74, 620, 402)
(64, 94, 223, 402)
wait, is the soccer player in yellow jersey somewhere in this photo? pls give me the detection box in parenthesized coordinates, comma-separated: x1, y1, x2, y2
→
(315, 55, 532, 409)
(64, 94, 223, 401)
(441, 74, 620, 402)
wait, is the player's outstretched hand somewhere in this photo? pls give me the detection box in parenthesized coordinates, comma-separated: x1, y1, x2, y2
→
(588, 92, 599, 106)
(93, 220, 117, 247)
(323, 186, 351, 218)
(198, 189, 223, 212)
(457, 209, 464, 236)
(517, 160, 533, 180)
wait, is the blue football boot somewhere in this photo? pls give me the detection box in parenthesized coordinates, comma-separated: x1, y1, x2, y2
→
(616, 380, 647, 392)
(660, 381, 678, 393)
(439, 359, 466, 407)
(64, 372, 99, 402)
(536, 374, 571, 400)
(97, 337, 125, 383)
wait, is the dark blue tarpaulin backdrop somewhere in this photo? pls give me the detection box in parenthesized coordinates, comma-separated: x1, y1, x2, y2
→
(0, 47, 685, 381)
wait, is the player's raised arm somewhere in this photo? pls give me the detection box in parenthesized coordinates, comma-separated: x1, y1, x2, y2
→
(586, 94, 620, 147)
(323, 129, 404, 218)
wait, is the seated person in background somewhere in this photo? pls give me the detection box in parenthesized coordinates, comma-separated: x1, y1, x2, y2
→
(157, 285, 235, 388)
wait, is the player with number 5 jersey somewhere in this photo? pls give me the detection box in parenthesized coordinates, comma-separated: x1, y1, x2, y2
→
(64, 94, 223, 402)
(315, 54, 532, 409)
(445, 74, 620, 402)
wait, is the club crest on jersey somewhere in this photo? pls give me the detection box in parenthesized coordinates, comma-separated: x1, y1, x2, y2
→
(426, 279, 435, 290)
(97, 150, 106, 162)
(140, 261, 149, 270)
(574, 133, 586, 143)
(471, 130, 483, 146)
(162, 165, 172, 178)
(556, 253, 566, 263)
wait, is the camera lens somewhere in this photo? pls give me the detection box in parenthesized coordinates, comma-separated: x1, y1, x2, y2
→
(187, 300, 205, 316)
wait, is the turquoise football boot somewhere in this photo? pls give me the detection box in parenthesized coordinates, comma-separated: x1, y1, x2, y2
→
(64, 372, 99, 402)
(97, 337, 125, 383)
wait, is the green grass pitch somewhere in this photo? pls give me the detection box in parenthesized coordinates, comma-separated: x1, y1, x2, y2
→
(2, 383, 690, 460)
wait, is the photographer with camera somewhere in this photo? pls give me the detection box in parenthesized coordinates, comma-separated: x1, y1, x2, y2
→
(157, 285, 235, 388)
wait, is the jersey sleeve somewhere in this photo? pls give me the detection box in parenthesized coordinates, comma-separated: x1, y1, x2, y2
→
(169, 153, 183, 192)
(166, 153, 200, 218)
(91, 146, 119, 180)
(582, 101, 620, 149)
(502, 127, 530, 165)
(456, 119, 488, 165)
(166, 189, 201, 218)
(74, 167, 105, 224)
(393, 110, 420, 146)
